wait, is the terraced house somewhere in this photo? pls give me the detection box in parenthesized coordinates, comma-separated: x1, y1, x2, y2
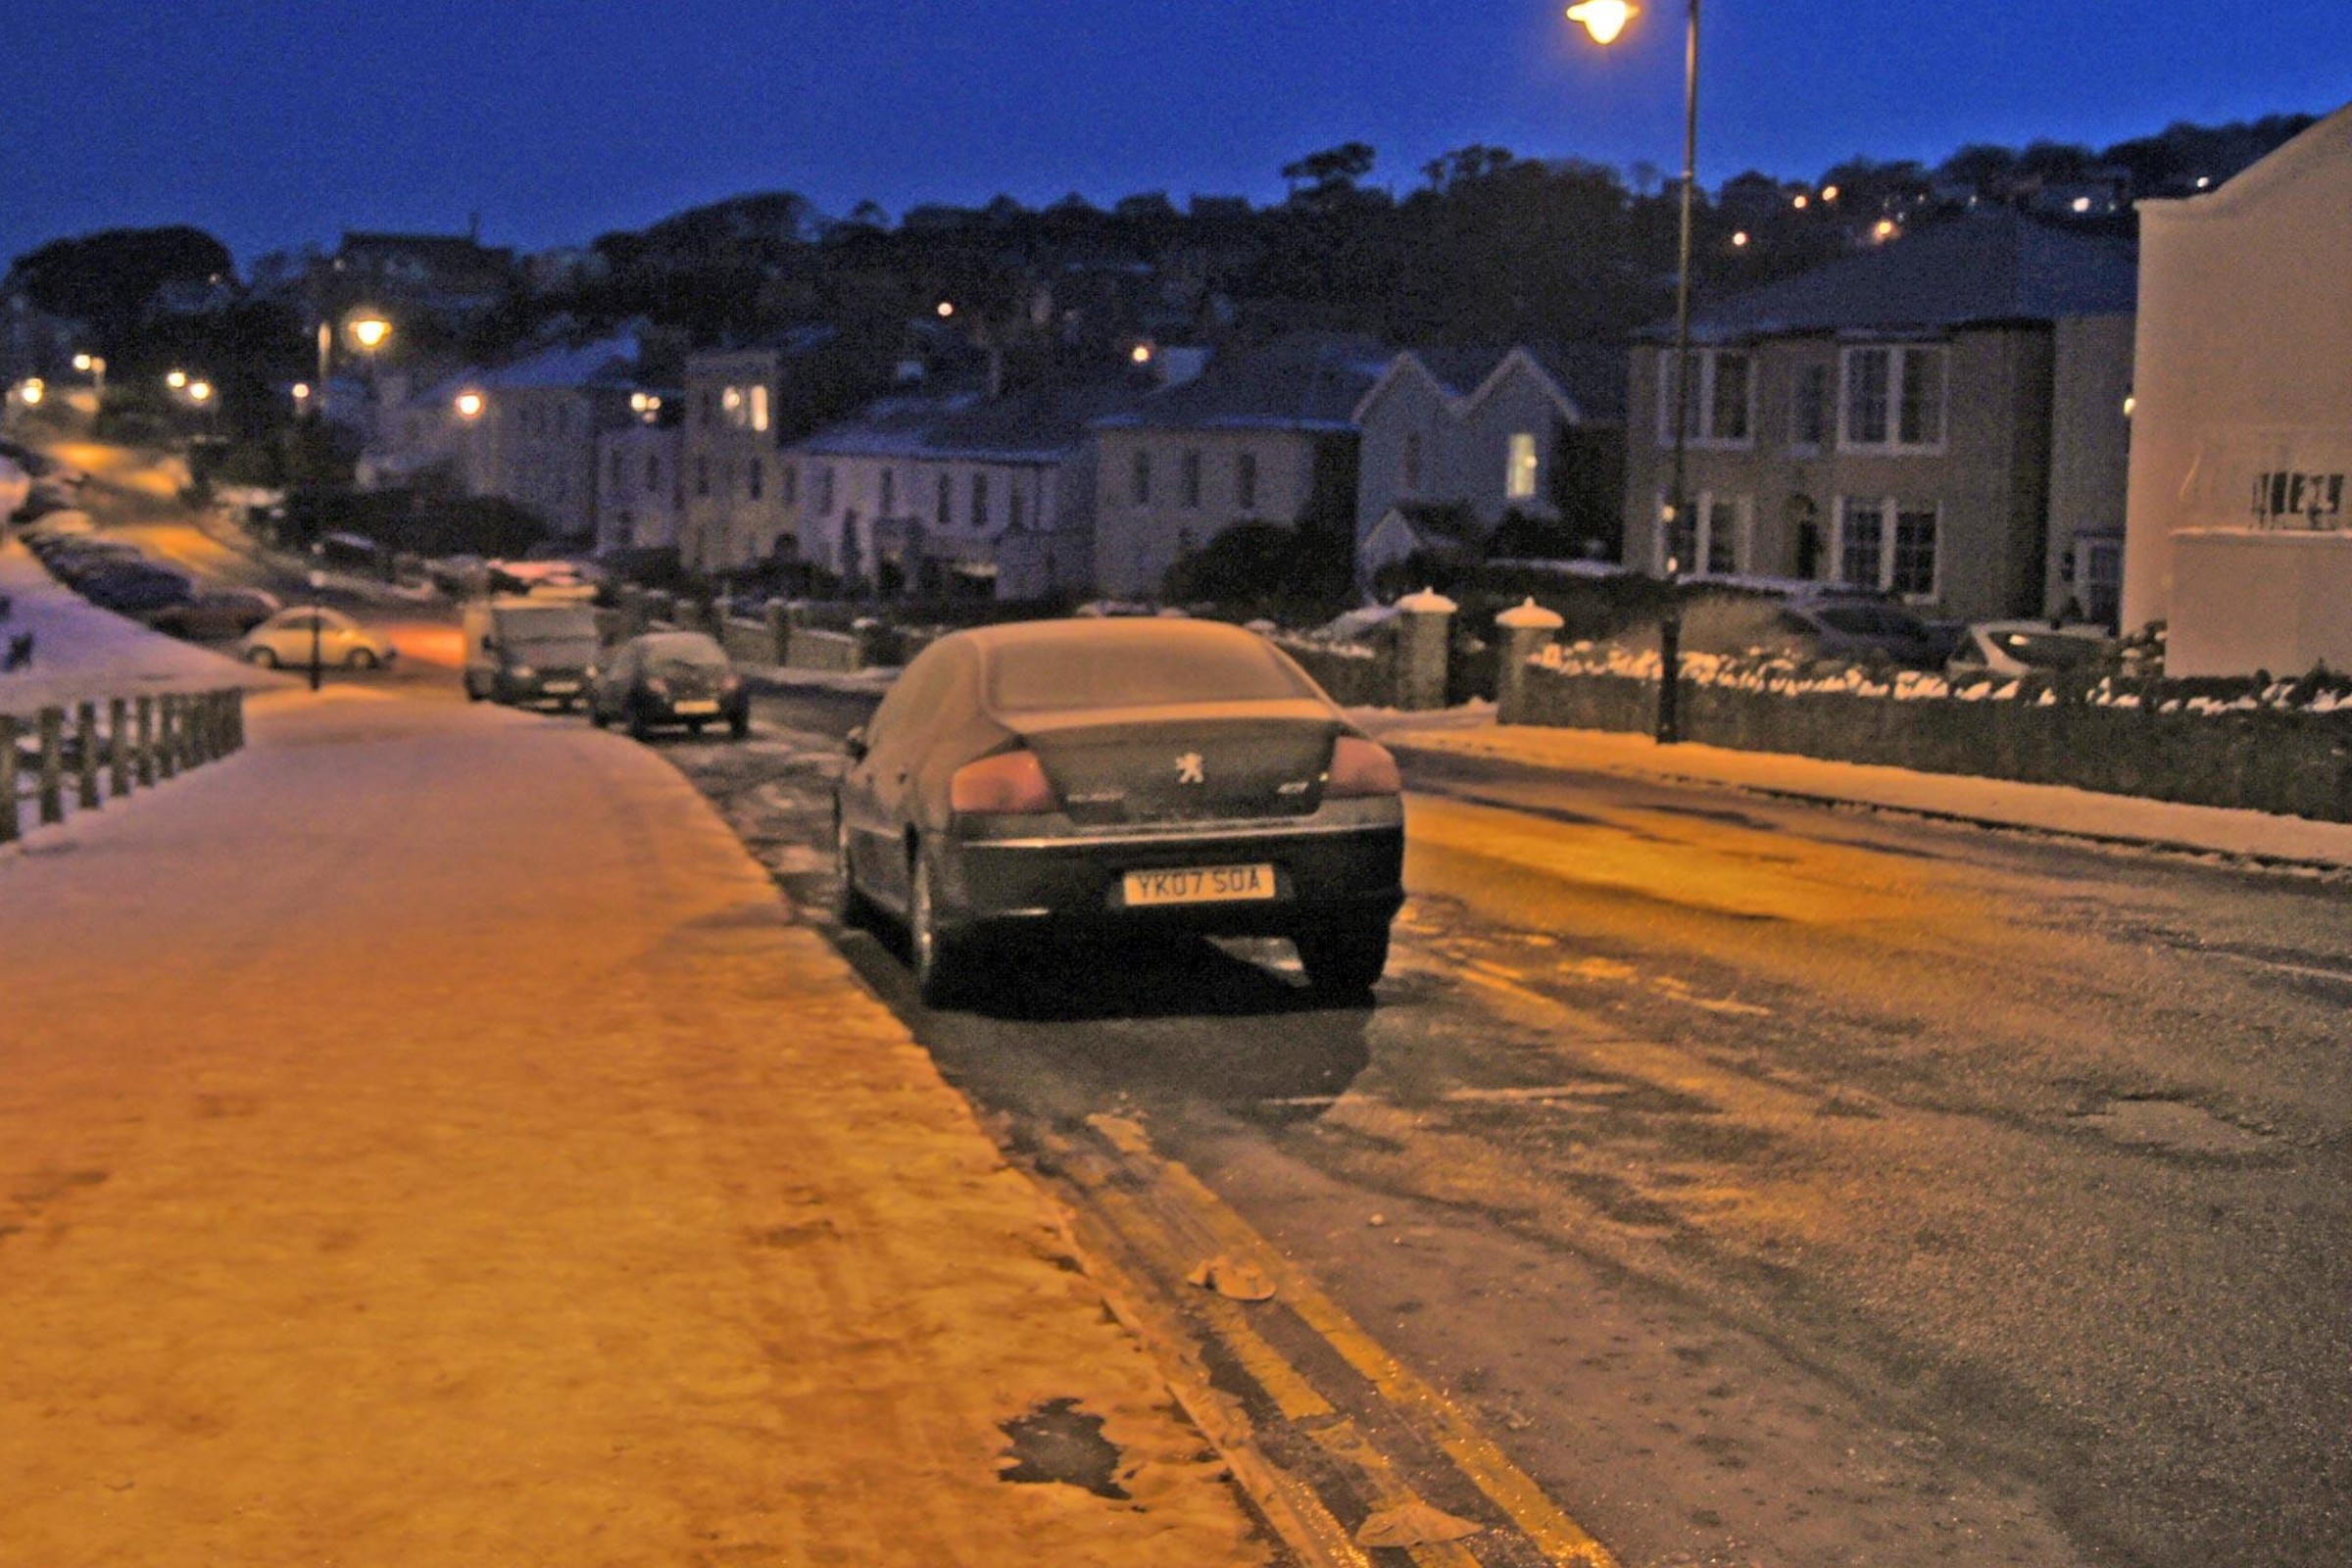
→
(790, 380, 1142, 601)
(1621, 210, 2138, 623)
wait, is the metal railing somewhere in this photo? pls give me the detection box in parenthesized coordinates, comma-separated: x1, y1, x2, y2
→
(0, 688, 246, 845)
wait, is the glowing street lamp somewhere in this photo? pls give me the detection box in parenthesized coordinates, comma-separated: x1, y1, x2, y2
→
(1570, 0, 1701, 744)
(454, 390, 485, 420)
(1566, 0, 1637, 43)
(167, 368, 190, 390)
(186, 380, 214, 404)
(18, 378, 44, 407)
(313, 308, 394, 422)
(348, 315, 392, 351)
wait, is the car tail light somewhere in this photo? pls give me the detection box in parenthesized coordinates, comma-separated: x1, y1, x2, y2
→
(951, 749, 1058, 815)
(1325, 736, 1401, 798)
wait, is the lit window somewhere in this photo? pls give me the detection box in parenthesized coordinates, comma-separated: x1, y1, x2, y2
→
(750, 384, 770, 432)
(1506, 432, 1539, 500)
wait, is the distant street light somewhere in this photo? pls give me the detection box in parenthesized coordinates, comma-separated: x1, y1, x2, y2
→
(72, 353, 106, 400)
(167, 368, 189, 390)
(18, 378, 43, 407)
(935, 300, 956, 318)
(1572, 0, 1700, 744)
(313, 308, 394, 424)
(454, 390, 485, 420)
(186, 380, 214, 404)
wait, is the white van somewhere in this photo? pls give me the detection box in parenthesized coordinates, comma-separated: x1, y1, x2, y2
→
(461, 597, 603, 710)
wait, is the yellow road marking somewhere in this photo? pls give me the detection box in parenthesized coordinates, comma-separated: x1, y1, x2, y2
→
(1089, 1116, 1621, 1567)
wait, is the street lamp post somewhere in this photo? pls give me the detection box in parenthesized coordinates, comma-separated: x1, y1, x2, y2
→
(308, 559, 327, 693)
(1570, 0, 1698, 744)
(313, 310, 393, 425)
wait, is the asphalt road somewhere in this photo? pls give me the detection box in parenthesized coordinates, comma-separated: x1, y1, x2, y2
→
(665, 682, 2352, 1568)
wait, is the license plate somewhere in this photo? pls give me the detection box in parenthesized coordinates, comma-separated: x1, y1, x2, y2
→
(542, 681, 581, 694)
(1122, 864, 1277, 907)
(672, 699, 720, 714)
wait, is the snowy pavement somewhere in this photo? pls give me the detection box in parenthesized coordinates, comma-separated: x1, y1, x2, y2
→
(0, 539, 288, 714)
(0, 688, 1267, 1566)
(1359, 704, 2352, 872)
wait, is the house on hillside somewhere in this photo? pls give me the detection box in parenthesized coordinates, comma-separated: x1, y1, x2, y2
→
(2122, 102, 2352, 676)
(790, 379, 1143, 601)
(677, 328, 841, 573)
(362, 333, 654, 543)
(1091, 335, 1389, 600)
(1353, 344, 1624, 583)
(594, 416, 685, 558)
(1620, 208, 2138, 624)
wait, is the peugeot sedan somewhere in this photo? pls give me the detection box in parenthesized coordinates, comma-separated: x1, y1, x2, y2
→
(834, 618, 1406, 1005)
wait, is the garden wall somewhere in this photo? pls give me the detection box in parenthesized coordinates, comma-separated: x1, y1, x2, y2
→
(1513, 669, 2352, 822)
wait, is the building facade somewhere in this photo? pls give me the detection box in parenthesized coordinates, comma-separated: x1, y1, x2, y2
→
(1090, 336, 1384, 600)
(594, 422, 685, 556)
(679, 347, 792, 573)
(1354, 345, 1622, 582)
(2121, 103, 2352, 675)
(1620, 211, 2136, 623)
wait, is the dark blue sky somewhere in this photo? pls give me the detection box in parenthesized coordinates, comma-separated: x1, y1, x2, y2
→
(9, 0, 2348, 270)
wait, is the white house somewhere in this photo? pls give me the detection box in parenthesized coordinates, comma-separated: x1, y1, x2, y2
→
(2121, 102, 2352, 675)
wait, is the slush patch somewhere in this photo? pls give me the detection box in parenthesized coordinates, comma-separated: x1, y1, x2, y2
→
(998, 1397, 1129, 1499)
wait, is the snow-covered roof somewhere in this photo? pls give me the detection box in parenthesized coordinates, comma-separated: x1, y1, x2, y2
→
(1094, 333, 1391, 435)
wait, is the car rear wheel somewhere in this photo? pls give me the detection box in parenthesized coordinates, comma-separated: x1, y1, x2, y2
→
(345, 648, 378, 670)
(246, 647, 279, 668)
(908, 852, 971, 1006)
(1294, 918, 1391, 997)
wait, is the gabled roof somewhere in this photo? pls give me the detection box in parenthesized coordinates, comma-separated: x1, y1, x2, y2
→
(1651, 209, 2137, 343)
(1354, 342, 1627, 428)
(1095, 333, 1391, 434)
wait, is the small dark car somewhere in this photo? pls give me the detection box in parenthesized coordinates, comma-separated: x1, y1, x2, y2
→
(80, 565, 194, 614)
(833, 618, 1407, 1005)
(145, 587, 283, 640)
(588, 631, 751, 739)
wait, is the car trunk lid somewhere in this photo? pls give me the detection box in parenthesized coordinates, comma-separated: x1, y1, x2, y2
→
(1005, 701, 1341, 825)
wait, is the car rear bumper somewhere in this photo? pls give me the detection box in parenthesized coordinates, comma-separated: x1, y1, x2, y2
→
(939, 812, 1405, 939)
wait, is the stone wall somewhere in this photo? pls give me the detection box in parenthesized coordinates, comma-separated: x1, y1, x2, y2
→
(1512, 667, 2352, 821)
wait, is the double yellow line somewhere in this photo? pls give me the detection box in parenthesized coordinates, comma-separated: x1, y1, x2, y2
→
(1047, 1114, 1617, 1568)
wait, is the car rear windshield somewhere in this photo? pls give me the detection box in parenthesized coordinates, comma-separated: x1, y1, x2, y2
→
(641, 634, 727, 669)
(985, 635, 1313, 712)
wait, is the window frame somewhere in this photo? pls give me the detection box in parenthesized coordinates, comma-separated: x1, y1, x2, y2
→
(1834, 494, 1941, 602)
(1838, 344, 1948, 456)
(1505, 432, 1540, 502)
(1653, 489, 1748, 577)
(1656, 347, 1756, 450)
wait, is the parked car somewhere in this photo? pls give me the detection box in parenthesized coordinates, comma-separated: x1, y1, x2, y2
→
(588, 631, 750, 739)
(79, 565, 194, 615)
(240, 607, 398, 670)
(462, 596, 601, 709)
(145, 587, 283, 640)
(833, 618, 1407, 1005)
(1771, 595, 1954, 668)
(1946, 620, 2119, 680)
(22, 508, 96, 541)
(43, 541, 146, 580)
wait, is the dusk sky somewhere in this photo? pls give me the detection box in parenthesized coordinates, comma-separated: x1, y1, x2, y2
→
(9, 0, 2350, 270)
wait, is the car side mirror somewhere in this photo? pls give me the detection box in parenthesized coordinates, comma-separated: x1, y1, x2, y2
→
(844, 726, 869, 762)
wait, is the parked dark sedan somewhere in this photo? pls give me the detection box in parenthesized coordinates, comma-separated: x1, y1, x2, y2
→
(833, 618, 1407, 1005)
(79, 565, 194, 615)
(145, 587, 283, 640)
(588, 631, 750, 739)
